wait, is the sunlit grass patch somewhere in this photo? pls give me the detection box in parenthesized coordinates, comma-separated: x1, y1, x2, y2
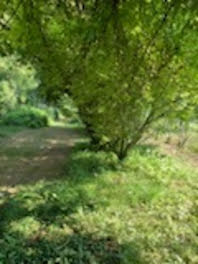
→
(187, 133, 198, 154)
(10, 217, 41, 238)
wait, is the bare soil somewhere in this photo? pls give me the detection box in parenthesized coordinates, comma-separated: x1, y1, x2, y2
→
(0, 126, 81, 187)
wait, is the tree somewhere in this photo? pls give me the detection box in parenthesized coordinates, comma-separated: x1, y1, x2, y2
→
(1, 0, 197, 158)
(0, 55, 39, 115)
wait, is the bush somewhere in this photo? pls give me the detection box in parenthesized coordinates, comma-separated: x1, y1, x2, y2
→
(58, 94, 79, 119)
(0, 106, 49, 128)
(0, 55, 39, 116)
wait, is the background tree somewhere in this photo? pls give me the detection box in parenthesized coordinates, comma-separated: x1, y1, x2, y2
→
(0, 55, 39, 115)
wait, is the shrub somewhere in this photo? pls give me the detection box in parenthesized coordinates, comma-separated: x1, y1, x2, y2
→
(0, 106, 49, 128)
(0, 55, 39, 116)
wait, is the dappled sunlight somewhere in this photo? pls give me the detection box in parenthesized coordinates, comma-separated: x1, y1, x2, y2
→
(0, 0, 197, 261)
(0, 126, 83, 186)
(0, 143, 197, 263)
(10, 217, 41, 239)
(0, 175, 147, 263)
(145, 133, 198, 169)
(46, 139, 67, 145)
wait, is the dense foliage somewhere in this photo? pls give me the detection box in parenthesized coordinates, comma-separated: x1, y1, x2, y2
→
(0, 2, 197, 263)
(0, 55, 39, 115)
(0, 0, 198, 158)
(0, 106, 49, 128)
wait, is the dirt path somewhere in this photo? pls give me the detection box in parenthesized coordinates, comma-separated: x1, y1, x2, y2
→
(0, 126, 81, 187)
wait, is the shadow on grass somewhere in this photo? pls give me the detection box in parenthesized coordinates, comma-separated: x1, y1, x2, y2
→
(0, 142, 165, 263)
(0, 183, 90, 227)
(0, 229, 146, 264)
(0, 182, 147, 263)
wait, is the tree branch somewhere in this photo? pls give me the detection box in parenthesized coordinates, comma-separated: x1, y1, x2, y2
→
(0, 0, 23, 31)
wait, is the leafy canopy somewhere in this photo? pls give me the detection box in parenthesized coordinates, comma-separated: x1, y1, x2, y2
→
(1, 0, 198, 158)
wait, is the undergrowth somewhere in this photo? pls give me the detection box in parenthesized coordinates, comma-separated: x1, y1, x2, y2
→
(0, 106, 49, 128)
(0, 142, 197, 263)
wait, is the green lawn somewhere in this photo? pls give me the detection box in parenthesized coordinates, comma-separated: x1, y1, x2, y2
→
(0, 134, 197, 264)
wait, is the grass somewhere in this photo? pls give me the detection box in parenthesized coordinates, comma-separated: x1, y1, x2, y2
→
(187, 132, 198, 154)
(145, 121, 198, 168)
(0, 133, 197, 264)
